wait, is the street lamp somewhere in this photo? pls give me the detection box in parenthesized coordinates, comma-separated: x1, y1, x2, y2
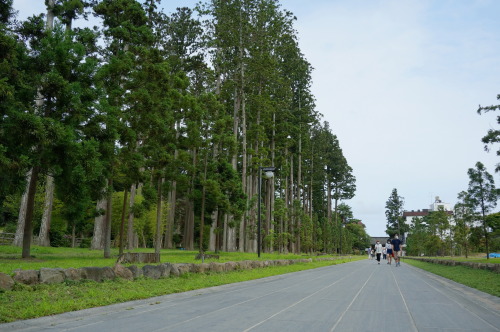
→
(340, 215, 346, 255)
(258, 166, 276, 258)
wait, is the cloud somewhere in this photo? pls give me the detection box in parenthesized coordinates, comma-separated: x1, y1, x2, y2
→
(289, 0, 500, 235)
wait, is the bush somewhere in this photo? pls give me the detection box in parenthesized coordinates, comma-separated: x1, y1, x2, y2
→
(79, 238, 91, 248)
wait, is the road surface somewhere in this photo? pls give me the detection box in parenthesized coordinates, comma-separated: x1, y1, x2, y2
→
(2, 258, 499, 332)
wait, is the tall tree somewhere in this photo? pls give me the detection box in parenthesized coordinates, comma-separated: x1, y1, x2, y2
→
(8, 0, 102, 257)
(385, 188, 406, 239)
(454, 191, 475, 258)
(467, 161, 499, 259)
(477, 93, 500, 172)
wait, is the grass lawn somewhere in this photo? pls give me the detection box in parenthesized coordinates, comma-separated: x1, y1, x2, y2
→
(0, 245, 327, 274)
(0, 245, 363, 323)
(414, 255, 500, 264)
(404, 259, 500, 297)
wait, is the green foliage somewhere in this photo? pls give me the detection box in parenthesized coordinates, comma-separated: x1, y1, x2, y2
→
(2, 0, 359, 257)
(477, 93, 500, 172)
(467, 162, 499, 258)
(385, 188, 406, 237)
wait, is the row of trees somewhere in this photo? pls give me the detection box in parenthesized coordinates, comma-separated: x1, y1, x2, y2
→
(1, 0, 369, 258)
(384, 163, 500, 259)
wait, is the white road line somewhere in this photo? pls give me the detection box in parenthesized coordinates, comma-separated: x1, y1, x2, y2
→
(390, 265, 419, 332)
(405, 264, 500, 332)
(152, 264, 361, 332)
(243, 265, 365, 332)
(329, 267, 376, 332)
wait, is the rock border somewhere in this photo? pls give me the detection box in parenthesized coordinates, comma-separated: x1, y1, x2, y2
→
(0, 257, 344, 292)
(406, 257, 500, 273)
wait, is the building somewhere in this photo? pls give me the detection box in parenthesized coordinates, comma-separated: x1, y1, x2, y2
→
(403, 196, 453, 227)
(402, 196, 454, 241)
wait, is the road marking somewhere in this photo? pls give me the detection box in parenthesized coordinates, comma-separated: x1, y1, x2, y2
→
(152, 264, 362, 332)
(390, 265, 419, 332)
(243, 265, 365, 332)
(329, 267, 377, 332)
(405, 264, 500, 331)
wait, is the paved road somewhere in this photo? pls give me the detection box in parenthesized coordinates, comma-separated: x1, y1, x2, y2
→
(2, 259, 499, 332)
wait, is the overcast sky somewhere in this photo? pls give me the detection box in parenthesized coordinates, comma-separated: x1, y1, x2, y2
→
(13, 0, 500, 237)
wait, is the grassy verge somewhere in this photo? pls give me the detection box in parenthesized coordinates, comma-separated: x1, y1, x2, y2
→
(0, 246, 330, 274)
(412, 255, 500, 264)
(404, 259, 500, 297)
(0, 258, 360, 323)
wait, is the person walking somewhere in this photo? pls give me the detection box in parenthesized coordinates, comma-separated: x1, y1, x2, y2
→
(374, 240, 383, 264)
(391, 234, 402, 267)
(386, 239, 393, 265)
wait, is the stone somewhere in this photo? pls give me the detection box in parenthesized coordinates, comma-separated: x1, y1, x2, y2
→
(0, 273, 14, 291)
(169, 264, 180, 277)
(160, 263, 171, 278)
(127, 265, 143, 279)
(209, 262, 225, 272)
(64, 268, 84, 281)
(13, 269, 39, 285)
(39, 268, 65, 284)
(80, 267, 115, 282)
(193, 263, 210, 273)
(225, 262, 237, 271)
(142, 265, 162, 279)
(176, 264, 192, 276)
(113, 264, 133, 280)
(238, 260, 252, 270)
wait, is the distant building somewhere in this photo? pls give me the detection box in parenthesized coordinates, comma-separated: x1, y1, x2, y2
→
(403, 196, 453, 227)
(402, 196, 454, 241)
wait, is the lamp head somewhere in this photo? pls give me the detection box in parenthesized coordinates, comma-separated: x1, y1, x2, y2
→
(264, 171, 275, 178)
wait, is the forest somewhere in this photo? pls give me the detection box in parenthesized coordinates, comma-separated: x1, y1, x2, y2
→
(0, 0, 371, 258)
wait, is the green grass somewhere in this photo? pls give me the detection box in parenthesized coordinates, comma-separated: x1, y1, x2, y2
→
(404, 259, 500, 297)
(0, 257, 360, 323)
(416, 256, 500, 264)
(0, 245, 323, 274)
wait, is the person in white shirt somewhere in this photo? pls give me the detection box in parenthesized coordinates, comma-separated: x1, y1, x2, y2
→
(386, 239, 393, 265)
(374, 240, 383, 264)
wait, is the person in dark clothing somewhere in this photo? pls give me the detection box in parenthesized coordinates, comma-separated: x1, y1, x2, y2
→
(391, 234, 402, 267)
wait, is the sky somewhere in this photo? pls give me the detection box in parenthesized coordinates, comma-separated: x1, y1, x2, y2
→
(13, 0, 500, 237)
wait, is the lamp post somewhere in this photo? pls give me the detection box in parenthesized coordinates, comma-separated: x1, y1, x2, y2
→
(258, 166, 276, 258)
(340, 215, 345, 255)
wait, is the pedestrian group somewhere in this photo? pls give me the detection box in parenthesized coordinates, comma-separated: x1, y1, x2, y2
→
(369, 234, 402, 267)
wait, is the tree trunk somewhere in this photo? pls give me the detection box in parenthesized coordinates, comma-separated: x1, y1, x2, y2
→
(165, 181, 176, 249)
(165, 131, 179, 249)
(46, 0, 55, 30)
(119, 189, 128, 256)
(289, 154, 294, 253)
(127, 183, 136, 250)
(14, 169, 32, 246)
(183, 149, 196, 251)
(199, 152, 208, 253)
(91, 194, 107, 250)
(22, 165, 40, 258)
(38, 175, 54, 247)
(154, 177, 163, 255)
(71, 222, 76, 248)
(335, 184, 342, 254)
(209, 210, 218, 251)
(326, 181, 332, 252)
(103, 177, 113, 258)
(297, 133, 302, 253)
(269, 113, 276, 253)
